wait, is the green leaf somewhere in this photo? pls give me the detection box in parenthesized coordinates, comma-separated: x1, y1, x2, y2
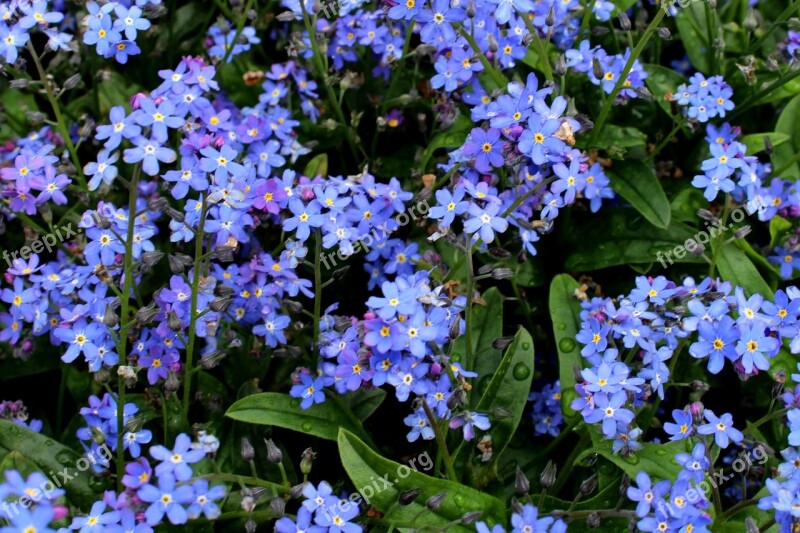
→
(548, 274, 583, 419)
(774, 94, 800, 179)
(345, 388, 386, 421)
(643, 64, 688, 119)
(587, 124, 648, 153)
(453, 328, 534, 467)
(563, 209, 705, 271)
(739, 132, 790, 155)
(769, 215, 792, 248)
(0, 420, 105, 509)
(674, 3, 710, 73)
(226, 392, 375, 447)
(303, 153, 329, 178)
(716, 243, 772, 298)
(606, 159, 671, 229)
(670, 188, 707, 224)
(577, 432, 690, 482)
(451, 287, 504, 406)
(337, 429, 506, 530)
(420, 114, 472, 170)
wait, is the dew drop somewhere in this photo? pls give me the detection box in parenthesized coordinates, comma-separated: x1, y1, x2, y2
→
(558, 338, 576, 353)
(557, 323, 567, 331)
(655, 448, 667, 456)
(301, 422, 313, 432)
(521, 342, 531, 350)
(623, 453, 639, 465)
(56, 451, 73, 465)
(290, 398, 300, 409)
(454, 494, 465, 507)
(512, 362, 530, 380)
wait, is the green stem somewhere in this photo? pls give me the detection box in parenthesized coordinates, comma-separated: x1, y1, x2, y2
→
(193, 473, 291, 494)
(648, 120, 683, 161)
(750, 407, 790, 429)
(747, 0, 800, 54)
(522, 17, 554, 83)
(313, 229, 323, 359)
(115, 164, 141, 492)
(464, 237, 475, 379)
(708, 194, 731, 278)
(459, 29, 508, 89)
(181, 200, 209, 427)
(588, 5, 667, 147)
(25, 41, 87, 190)
(221, 0, 257, 65)
(422, 401, 457, 481)
(727, 67, 800, 121)
(299, 0, 359, 162)
(705, 2, 717, 75)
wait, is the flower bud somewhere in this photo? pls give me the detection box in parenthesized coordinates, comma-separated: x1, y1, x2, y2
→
(580, 473, 598, 495)
(447, 388, 467, 410)
(102, 304, 119, 327)
(333, 266, 350, 279)
(587, 512, 601, 528)
(167, 311, 183, 332)
(658, 27, 671, 40)
(540, 460, 557, 489)
(265, 438, 284, 464)
(210, 296, 232, 313)
(492, 336, 514, 350)
(618, 12, 631, 31)
(515, 467, 530, 494)
(135, 302, 159, 324)
(592, 58, 604, 81)
(241, 437, 255, 461)
(553, 55, 567, 78)
(491, 267, 514, 280)
(291, 483, 306, 499)
(165, 372, 180, 393)
(93, 368, 110, 385)
(492, 407, 513, 420)
(461, 511, 483, 524)
(270, 497, 286, 516)
(426, 491, 446, 510)
(63, 74, 82, 91)
(399, 488, 422, 505)
(545, 5, 555, 26)
(744, 9, 757, 32)
(300, 447, 315, 475)
(168, 253, 193, 274)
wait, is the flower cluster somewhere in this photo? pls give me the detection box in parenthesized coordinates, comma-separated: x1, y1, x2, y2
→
(77, 393, 152, 468)
(206, 18, 261, 63)
(0, 399, 42, 432)
(671, 73, 735, 123)
(276, 481, 363, 533)
(0, 469, 67, 533)
(565, 40, 649, 99)
(529, 380, 563, 437)
(476, 503, 567, 533)
(572, 275, 799, 450)
(82, 1, 160, 63)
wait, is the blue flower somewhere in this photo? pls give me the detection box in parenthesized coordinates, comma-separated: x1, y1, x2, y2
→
(137, 473, 195, 526)
(449, 411, 491, 441)
(463, 202, 509, 244)
(675, 442, 710, 484)
(149, 433, 206, 481)
(697, 410, 743, 449)
(688, 315, 739, 374)
(290, 373, 326, 409)
(69, 500, 121, 533)
(104, 39, 141, 64)
(663, 409, 693, 441)
(627, 471, 671, 518)
(736, 322, 779, 373)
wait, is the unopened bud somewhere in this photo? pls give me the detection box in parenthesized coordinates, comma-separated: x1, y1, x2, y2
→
(212, 245, 235, 262)
(168, 253, 193, 274)
(167, 311, 183, 332)
(165, 372, 180, 393)
(486, 34, 498, 53)
(545, 5, 556, 26)
(745, 517, 759, 533)
(446, 388, 466, 410)
(265, 438, 284, 464)
(591, 26, 609, 36)
(270, 497, 286, 516)
(466, 0, 475, 17)
(102, 305, 119, 327)
(540, 460, 557, 489)
(399, 488, 422, 505)
(690, 380, 710, 392)
(333, 266, 350, 279)
(734, 226, 752, 239)
(241, 437, 255, 461)
(426, 491, 446, 510)
(244, 517, 257, 532)
(449, 319, 461, 341)
(580, 473, 598, 495)
(291, 484, 306, 499)
(587, 512, 601, 528)
(492, 336, 514, 350)
(618, 12, 631, 31)
(300, 447, 315, 475)
(461, 511, 483, 524)
(141, 250, 164, 271)
(658, 27, 671, 40)
(743, 9, 757, 32)
(515, 467, 530, 494)
(135, 302, 159, 324)
(554, 55, 567, 77)
(592, 58, 604, 81)
(210, 296, 231, 313)
(93, 368, 110, 385)
(491, 267, 513, 280)
(488, 247, 511, 258)
(492, 407, 513, 420)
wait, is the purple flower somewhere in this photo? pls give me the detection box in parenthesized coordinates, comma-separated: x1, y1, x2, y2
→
(449, 411, 491, 441)
(463, 128, 505, 172)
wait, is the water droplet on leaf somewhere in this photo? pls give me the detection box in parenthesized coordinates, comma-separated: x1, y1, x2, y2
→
(558, 338, 576, 353)
(512, 363, 530, 380)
